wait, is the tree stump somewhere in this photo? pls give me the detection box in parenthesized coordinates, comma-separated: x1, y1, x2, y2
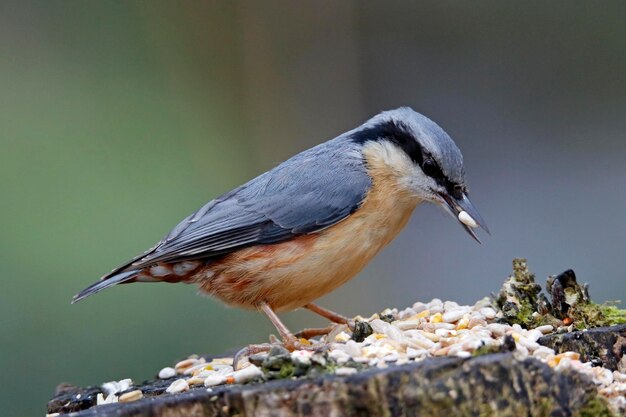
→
(49, 350, 619, 416)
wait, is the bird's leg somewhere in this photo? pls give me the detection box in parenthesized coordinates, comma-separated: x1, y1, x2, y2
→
(233, 303, 299, 370)
(234, 302, 328, 370)
(293, 303, 355, 339)
(294, 325, 336, 339)
(304, 303, 350, 324)
(258, 301, 302, 350)
(232, 342, 274, 371)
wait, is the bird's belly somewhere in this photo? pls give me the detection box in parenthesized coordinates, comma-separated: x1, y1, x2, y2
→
(198, 190, 419, 312)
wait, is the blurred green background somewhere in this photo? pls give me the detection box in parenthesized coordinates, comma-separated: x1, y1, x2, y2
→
(1, 2, 625, 415)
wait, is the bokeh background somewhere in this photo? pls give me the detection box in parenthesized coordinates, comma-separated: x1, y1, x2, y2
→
(1, 1, 625, 415)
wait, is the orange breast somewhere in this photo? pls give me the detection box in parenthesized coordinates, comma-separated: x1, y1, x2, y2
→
(197, 146, 421, 312)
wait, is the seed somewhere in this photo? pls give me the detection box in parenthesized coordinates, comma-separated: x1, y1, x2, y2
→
(487, 323, 508, 337)
(175, 358, 200, 373)
(204, 374, 226, 387)
(556, 352, 580, 361)
(335, 366, 358, 376)
(101, 379, 133, 396)
(415, 309, 430, 319)
(184, 363, 209, 375)
(433, 347, 450, 356)
(515, 344, 529, 356)
(329, 349, 351, 364)
(526, 329, 543, 342)
(456, 317, 469, 330)
(430, 313, 443, 323)
(291, 350, 313, 366)
(442, 310, 465, 323)
(232, 364, 263, 383)
(458, 211, 478, 228)
(96, 393, 118, 405)
(479, 308, 497, 319)
(334, 331, 351, 342)
(208, 357, 233, 366)
(395, 319, 421, 330)
(468, 317, 487, 329)
(187, 377, 206, 386)
(533, 346, 555, 360)
(406, 347, 428, 359)
(166, 378, 189, 394)
(516, 335, 539, 351)
(412, 302, 428, 313)
(535, 325, 554, 334)
(158, 367, 176, 379)
(119, 390, 143, 403)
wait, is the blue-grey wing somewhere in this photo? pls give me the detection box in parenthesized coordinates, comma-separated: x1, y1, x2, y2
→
(124, 138, 371, 269)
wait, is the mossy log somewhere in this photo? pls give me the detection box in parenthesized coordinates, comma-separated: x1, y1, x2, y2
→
(49, 352, 613, 417)
(538, 324, 626, 371)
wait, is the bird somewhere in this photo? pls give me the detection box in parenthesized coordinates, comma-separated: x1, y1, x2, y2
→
(72, 107, 488, 355)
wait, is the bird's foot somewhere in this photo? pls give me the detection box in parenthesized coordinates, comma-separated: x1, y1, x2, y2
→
(233, 343, 273, 371)
(294, 325, 336, 339)
(233, 336, 325, 370)
(294, 320, 356, 337)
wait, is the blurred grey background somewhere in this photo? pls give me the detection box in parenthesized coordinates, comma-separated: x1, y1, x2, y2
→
(1, 1, 625, 415)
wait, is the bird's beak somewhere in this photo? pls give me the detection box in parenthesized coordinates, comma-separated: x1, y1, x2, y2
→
(438, 191, 490, 243)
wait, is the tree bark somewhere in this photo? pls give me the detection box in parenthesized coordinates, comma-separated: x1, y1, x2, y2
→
(49, 352, 614, 417)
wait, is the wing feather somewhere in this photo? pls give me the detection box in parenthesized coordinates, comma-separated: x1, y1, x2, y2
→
(123, 137, 371, 270)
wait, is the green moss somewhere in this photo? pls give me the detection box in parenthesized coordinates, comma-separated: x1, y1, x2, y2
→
(277, 362, 295, 379)
(496, 259, 626, 332)
(569, 303, 626, 330)
(537, 398, 554, 417)
(472, 344, 501, 357)
(599, 304, 626, 325)
(575, 396, 616, 417)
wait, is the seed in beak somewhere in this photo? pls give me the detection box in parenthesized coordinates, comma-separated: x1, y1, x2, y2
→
(458, 211, 478, 228)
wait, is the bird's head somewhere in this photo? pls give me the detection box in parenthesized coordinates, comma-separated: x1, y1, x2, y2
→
(351, 107, 489, 242)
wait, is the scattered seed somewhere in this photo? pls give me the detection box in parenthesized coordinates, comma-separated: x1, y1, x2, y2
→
(187, 377, 206, 386)
(430, 313, 443, 323)
(535, 325, 554, 334)
(101, 379, 133, 396)
(175, 358, 202, 373)
(335, 367, 358, 376)
(96, 393, 118, 405)
(119, 390, 143, 403)
(479, 308, 497, 319)
(158, 367, 176, 379)
(166, 378, 189, 394)
(232, 364, 263, 383)
(442, 310, 465, 323)
(204, 374, 226, 387)
(95, 295, 624, 415)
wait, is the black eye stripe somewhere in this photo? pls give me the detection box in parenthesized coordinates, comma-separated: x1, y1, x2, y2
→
(350, 119, 464, 197)
(350, 120, 423, 165)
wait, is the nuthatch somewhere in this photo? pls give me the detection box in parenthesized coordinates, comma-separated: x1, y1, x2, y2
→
(73, 107, 488, 353)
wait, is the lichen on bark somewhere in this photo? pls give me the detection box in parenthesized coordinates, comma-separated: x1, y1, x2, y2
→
(495, 258, 626, 330)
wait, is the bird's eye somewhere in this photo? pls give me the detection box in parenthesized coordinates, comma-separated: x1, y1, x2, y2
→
(422, 159, 439, 177)
(453, 184, 464, 199)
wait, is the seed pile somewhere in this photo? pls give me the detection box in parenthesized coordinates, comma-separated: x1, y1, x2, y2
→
(87, 297, 625, 414)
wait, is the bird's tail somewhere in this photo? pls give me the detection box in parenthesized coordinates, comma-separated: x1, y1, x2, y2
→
(71, 269, 140, 304)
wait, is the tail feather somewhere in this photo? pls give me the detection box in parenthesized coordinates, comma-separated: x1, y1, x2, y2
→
(71, 270, 140, 304)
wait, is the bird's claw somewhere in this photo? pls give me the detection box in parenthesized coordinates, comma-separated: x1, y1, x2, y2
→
(233, 335, 327, 370)
(233, 342, 273, 370)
